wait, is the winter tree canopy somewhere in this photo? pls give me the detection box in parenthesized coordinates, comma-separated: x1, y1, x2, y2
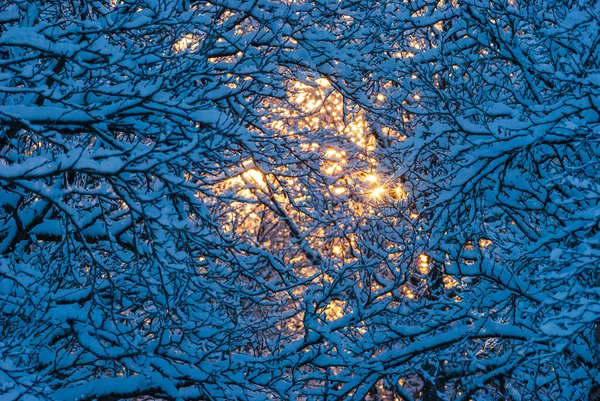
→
(0, 0, 598, 400)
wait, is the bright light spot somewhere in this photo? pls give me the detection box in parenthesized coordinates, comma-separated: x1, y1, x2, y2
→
(364, 174, 378, 183)
(324, 299, 345, 321)
(324, 162, 344, 175)
(330, 185, 347, 195)
(271, 120, 285, 130)
(376, 93, 386, 102)
(173, 34, 199, 53)
(419, 253, 429, 274)
(324, 148, 346, 160)
(404, 287, 415, 299)
(393, 185, 407, 199)
(444, 276, 459, 289)
(394, 51, 415, 58)
(479, 238, 492, 249)
(242, 168, 266, 187)
(332, 245, 343, 255)
(198, 257, 207, 273)
(301, 142, 320, 151)
(370, 186, 385, 199)
(316, 77, 331, 87)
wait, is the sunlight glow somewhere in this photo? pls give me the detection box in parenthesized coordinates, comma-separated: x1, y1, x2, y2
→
(213, 74, 411, 293)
